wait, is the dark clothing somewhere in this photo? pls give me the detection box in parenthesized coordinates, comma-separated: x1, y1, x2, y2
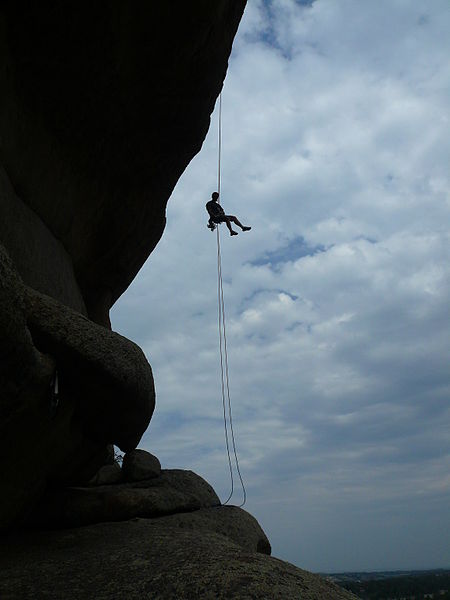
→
(205, 196, 251, 235)
(210, 215, 227, 224)
(206, 200, 225, 223)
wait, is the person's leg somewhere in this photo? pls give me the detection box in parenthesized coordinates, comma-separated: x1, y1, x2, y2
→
(224, 217, 238, 235)
(228, 215, 251, 231)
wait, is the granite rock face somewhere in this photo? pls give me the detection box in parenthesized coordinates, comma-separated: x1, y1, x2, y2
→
(27, 470, 221, 529)
(0, 2, 247, 325)
(0, 167, 86, 314)
(0, 4, 355, 598)
(0, 245, 154, 527)
(24, 288, 155, 452)
(88, 463, 123, 487)
(122, 449, 162, 482)
(0, 2, 246, 528)
(0, 517, 357, 600)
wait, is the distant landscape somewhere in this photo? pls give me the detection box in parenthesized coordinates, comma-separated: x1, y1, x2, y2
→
(324, 569, 450, 599)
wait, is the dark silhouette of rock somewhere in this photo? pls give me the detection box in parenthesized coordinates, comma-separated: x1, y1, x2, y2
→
(0, 517, 357, 600)
(0, 244, 154, 527)
(88, 464, 123, 487)
(24, 288, 155, 452)
(0, 244, 107, 527)
(0, 2, 246, 326)
(122, 449, 161, 482)
(0, 0, 246, 531)
(0, 167, 86, 314)
(27, 470, 220, 529)
(0, 4, 358, 597)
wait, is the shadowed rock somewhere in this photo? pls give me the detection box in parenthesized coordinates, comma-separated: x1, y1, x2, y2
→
(0, 0, 246, 531)
(0, 244, 154, 526)
(0, 2, 247, 325)
(24, 288, 155, 451)
(0, 518, 357, 600)
(122, 449, 162, 482)
(88, 463, 123, 487)
(27, 470, 220, 529)
(0, 5, 357, 599)
(0, 166, 86, 314)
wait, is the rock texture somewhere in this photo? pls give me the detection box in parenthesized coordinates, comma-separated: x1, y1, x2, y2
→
(24, 288, 155, 451)
(88, 463, 123, 486)
(0, 517, 357, 600)
(0, 2, 247, 325)
(0, 166, 86, 314)
(0, 2, 245, 528)
(0, 4, 356, 598)
(0, 244, 154, 527)
(27, 470, 221, 529)
(122, 449, 162, 482)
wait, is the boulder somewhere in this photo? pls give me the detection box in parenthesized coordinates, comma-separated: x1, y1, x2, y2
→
(0, 2, 247, 326)
(88, 464, 123, 487)
(154, 505, 272, 556)
(0, 244, 51, 526)
(0, 0, 247, 529)
(24, 288, 155, 452)
(0, 245, 154, 527)
(0, 517, 357, 599)
(27, 470, 220, 529)
(0, 245, 108, 527)
(122, 449, 161, 482)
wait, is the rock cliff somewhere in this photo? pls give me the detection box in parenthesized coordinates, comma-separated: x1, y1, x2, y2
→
(0, 2, 245, 324)
(0, 3, 356, 598)
(0, 0, 245, 528)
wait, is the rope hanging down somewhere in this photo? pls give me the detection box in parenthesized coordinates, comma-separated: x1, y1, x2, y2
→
(215, 92, 246, 508)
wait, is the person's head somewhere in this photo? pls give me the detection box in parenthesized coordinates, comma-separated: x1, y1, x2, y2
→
(212, 192, 219, 201)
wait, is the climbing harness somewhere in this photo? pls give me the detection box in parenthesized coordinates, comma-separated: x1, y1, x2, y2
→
(214, 92, 247, 508)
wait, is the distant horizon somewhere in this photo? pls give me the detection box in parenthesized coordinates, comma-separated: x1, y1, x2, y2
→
(320, 566, 450, 575)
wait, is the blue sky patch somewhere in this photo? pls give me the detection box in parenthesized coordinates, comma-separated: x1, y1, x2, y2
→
(250, 236, 325, 269)
(249, 1, 316, 58)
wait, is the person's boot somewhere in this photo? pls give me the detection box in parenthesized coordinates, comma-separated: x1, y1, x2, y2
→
(242, 226, 251, 231)
(230, 230, 238, 236)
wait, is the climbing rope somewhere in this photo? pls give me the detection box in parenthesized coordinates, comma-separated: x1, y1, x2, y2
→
(215, 92, 247, 508)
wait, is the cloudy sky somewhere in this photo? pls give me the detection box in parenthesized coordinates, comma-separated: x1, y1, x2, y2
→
(112, 0, 450, 573)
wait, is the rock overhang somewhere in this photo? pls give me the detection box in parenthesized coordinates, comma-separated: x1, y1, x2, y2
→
(0, 1, 247, 324)
(0, 1, 247, 527)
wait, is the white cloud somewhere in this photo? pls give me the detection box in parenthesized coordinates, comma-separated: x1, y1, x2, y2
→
(112, 0, 450, 572)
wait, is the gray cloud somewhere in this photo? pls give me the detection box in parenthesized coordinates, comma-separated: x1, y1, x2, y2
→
(112, 0, 450, 572)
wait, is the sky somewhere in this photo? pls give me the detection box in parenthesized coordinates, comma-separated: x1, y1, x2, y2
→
(111, 0, 450, 573)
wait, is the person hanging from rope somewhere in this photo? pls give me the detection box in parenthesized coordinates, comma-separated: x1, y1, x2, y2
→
(206, 192, 251, 236)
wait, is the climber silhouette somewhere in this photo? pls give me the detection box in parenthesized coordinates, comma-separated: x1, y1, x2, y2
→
(206, 192, 251, 236)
